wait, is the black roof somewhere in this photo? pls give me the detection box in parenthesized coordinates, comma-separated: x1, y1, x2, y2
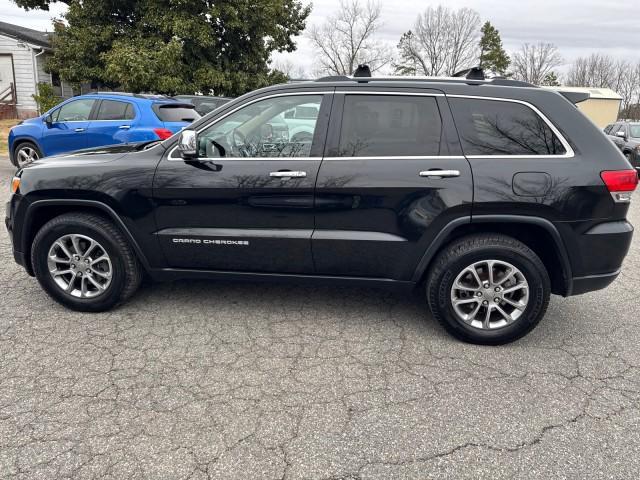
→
(0, 21, 51, 48)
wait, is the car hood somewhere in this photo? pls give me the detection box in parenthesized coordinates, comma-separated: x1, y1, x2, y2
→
(25, 141, 164, 168)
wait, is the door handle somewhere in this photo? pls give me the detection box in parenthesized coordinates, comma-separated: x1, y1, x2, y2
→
(74, 128, 86, 133)
(419, 170, 460, 178)
(119, 125, 131, 130)
(270, 171, 306, 178)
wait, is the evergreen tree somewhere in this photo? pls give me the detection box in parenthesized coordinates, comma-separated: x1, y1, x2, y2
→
(541, 71, 561, 86)
(478, 21, 510, 75)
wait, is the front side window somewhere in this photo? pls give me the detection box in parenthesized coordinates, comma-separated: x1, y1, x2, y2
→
(195, 95, 323, 158)
(449, 98, 567, 156)
(629, 125, 640, 138)
(338, 95, 442, 157)
(53, 99, 96, 122)
(96, 100, 135, 121)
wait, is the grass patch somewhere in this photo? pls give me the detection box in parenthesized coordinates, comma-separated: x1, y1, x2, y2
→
(0, 119, 20, 157)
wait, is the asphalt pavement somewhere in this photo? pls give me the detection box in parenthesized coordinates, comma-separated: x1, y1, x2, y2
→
(0, 160, 639, 479)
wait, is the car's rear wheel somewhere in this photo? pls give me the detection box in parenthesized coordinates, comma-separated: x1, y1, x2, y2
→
(426, 234, 550, 345)
(13, 141, 42, 168)
(31, 213, 142, 311)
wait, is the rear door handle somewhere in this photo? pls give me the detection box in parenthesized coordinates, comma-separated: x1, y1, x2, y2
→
(119, 125, 131, 130)
(270, 171, 306, 178)
(419, 170, 460, 178)
(74, 128, 86, 133)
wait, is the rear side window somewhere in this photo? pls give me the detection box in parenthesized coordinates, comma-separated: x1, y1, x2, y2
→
(96, 100, 135, 121)
(338, 95, 442, 156)
(604, 124, 614, 134)
(153, 103, 200, 122)
(449, 98, 567, 156)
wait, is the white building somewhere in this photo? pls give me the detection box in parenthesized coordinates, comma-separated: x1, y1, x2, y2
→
(0, 21, 74, 119)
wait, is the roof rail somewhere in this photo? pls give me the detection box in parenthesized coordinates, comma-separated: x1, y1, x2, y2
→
(312, 72, 537, 89)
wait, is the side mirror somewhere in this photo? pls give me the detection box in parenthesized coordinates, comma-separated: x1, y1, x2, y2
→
(616, 131, 626, 139)
(178, 129, 198, 159)
(44, 114, 53, 126)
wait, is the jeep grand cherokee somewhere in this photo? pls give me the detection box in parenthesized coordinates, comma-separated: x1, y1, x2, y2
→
(6, 71, 637, 344)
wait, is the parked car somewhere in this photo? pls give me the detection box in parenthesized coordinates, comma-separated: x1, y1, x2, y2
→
(604, 121, 640, 171)
(6, 71, 637, 345)
(8, 93, 200, 167)
(172, 95, 232, 116)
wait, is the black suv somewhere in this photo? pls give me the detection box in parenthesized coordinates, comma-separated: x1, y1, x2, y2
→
(604, 121, 640, 170)
(6, 72, 638, 344)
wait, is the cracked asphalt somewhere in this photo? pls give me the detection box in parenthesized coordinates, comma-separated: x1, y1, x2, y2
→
(1, 160, 639, 479)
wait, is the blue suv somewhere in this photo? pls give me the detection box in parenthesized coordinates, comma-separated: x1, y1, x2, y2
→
(8, 93, 200, 167)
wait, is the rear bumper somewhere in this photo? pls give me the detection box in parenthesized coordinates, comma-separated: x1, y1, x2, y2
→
(570, 269, 620, 296)
(564, 220, 633, 296)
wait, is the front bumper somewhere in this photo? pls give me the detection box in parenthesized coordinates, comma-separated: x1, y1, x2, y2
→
(5, 195, 33, 275)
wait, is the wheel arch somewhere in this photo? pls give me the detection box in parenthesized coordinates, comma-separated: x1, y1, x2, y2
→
(21, 200, 151, 276)
(412, 215, 573, 296)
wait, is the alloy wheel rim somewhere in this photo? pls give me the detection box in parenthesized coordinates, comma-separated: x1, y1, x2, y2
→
(17, 146, 39, 167)
(450, 259, 529, 330)
(47, 234, 112, 299)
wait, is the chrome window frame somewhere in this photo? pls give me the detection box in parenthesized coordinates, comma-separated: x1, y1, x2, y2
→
(166, 90, 574, 161)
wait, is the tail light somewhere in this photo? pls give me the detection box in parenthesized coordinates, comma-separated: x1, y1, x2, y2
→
(153, 128, 174, 140)
(601, 170, 638, 203)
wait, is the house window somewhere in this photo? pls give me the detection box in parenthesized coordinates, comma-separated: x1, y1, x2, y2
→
(51, 72, 61, 87)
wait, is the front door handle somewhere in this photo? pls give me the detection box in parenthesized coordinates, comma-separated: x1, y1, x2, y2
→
(419, 170, 460, 178)
(270, 171, 306, 178)
(74, 128, 86, 133)
(119, 125, 131, 130)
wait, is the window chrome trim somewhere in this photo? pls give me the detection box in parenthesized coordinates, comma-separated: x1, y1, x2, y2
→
(446, 94, 575, 159)
(168, 91, 332, 161)
(335, 90, 445, 97)
(323, 155, 465, 161)
(168, 89, 574, 161)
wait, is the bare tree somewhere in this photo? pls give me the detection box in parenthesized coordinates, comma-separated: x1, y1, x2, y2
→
(307, 0, 393, 76)
(272, 59, 309, 80)
(511, 43, 563, 85)
(395, 6, 480, 76)
(566, 53, 640, 118)
(565, 53, 617, 87)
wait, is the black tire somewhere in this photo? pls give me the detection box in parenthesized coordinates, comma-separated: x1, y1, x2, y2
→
(426, 234, 550, 345)
(31, 213, 142, 312)
(12, 141, 42, 168)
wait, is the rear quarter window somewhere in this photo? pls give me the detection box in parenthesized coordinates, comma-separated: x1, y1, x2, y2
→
(153, 103, 200, 122)
(449, 98, 567, 156)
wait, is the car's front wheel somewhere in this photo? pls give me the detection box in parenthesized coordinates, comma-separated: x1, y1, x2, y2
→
(13, 141, 42, 168)
(426, 234, 550, 345)
(31, 213, 142, 311)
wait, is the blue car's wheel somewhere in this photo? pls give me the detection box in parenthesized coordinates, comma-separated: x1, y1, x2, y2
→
(13, 141, 42, 168)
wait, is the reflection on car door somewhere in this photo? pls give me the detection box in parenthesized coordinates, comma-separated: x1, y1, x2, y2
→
(86, 100, 136, 148)
(313, 90, 473, 280)
(153, 91, 332, 274)
(40, 99, 96, 155)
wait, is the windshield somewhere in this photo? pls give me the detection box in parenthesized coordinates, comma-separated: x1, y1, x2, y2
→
(630, 125, 640, 138)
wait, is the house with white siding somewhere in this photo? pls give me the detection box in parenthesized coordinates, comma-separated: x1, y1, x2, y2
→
(0, 21, 74, 119)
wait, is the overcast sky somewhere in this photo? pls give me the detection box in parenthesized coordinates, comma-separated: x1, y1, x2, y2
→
(2, 0, 638, 76)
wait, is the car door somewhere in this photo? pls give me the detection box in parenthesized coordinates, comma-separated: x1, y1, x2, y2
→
(153, 90, 332, 273)
(312, 89, 473, 280)
(86, 99, 136, 148)
(40, 98, 96, 155)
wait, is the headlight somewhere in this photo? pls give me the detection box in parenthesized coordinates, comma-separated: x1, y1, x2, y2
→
(10, 176, 20, 194)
